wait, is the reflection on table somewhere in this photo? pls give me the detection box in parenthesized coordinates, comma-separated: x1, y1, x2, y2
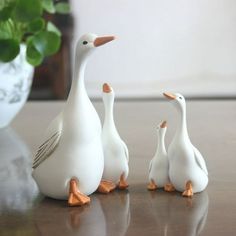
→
(32, 192, 130, 236)
(148, 190, 209, 236)
(98, 191, 131, 236)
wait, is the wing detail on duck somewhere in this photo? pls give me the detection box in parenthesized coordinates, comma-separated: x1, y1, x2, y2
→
(33, 114, 62, 169)
(192, 145, 208, 175)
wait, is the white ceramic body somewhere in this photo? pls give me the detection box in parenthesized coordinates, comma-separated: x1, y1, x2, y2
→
(32, 95, 104, 199)
(32, 34, 107, 199)
(168, 139, 208, 193)
(0, 44, 34, 128)
(167, 93, 208, 193)
(148, 126, 169, 187)
(102, 89, 129, 183)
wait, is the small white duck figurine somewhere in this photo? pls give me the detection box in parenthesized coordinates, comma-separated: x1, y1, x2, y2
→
(32, 33, 115, 206)
(163, 92, 208, 197)
(147, 121, 169, 190)
(100, 83, 129, 192)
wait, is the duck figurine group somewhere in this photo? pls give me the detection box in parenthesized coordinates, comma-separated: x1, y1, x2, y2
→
(32, 33, 116, 206)
(32, 33, 208, 207)
(147, 93, 208, 197)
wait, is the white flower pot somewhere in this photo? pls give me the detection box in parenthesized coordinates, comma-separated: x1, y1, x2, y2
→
(0, 44, 34, 128)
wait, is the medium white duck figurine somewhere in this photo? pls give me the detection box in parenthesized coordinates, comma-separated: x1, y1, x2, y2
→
(100, 83, 129, 192)
(32, 33, 115, 206)
(163, 92, 208, 197)
(147, 121, 169, 190)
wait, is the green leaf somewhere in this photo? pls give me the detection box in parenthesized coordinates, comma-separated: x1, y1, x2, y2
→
(27, 18, 45, 33)
(0, 0, 16, 11)
(0, 39, 20, 62)
(47, 21, 61, 36)
(0, 6, 13, 21)
(42, 0, 55, 14)
(55, 2, 70, 14)
(0, 21, 12, 39)
(26, 40, 43, 66)
(31, 31, 61, 56)
(12, 0, 42, 22)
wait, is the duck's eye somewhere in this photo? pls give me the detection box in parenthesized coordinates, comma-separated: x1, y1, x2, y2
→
(83, 41, 88, 45)
(179, 97, 182, 99)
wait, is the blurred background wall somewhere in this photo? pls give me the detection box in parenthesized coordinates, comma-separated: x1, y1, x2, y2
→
(30, 0, 236, 99)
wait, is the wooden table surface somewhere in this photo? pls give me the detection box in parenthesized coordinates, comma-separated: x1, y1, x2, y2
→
(1, 100, 236, 236)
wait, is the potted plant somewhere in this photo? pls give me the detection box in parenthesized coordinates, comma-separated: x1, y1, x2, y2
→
(0, 0, 70, 128)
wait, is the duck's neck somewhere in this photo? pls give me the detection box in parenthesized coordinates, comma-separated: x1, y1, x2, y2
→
(156, 132, 166, 156)
(67, 55, 87, 105)
(174, 107, 189, 141)
(103, 95, 118, 134)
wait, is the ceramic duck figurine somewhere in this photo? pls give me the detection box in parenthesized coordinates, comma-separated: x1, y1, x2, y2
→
(101, 83, 129, 192)
(32, 34, 115, 206)
(163, 92, 208, 197)
(147, 121, 169, 190)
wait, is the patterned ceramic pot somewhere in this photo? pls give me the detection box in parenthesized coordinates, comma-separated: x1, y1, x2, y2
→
(0, 44, 34, 128)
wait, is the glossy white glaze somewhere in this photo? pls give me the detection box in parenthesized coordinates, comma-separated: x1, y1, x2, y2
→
(148, 121, 169, 187)
(164, 92, 208, 193)
(102, 83, 129, 183)
(32, 34, 115, 199)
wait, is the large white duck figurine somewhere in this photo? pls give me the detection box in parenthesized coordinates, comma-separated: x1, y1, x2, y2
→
(32, 33, 115, 206)
(163, 92, 208, 197)
(147, 121, 169, 190)
(100, 83, 129, 192)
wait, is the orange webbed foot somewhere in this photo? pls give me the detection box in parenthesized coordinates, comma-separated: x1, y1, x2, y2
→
(147, 179, 157, 191)
(118, 173, 129, 190)
(98, 180, 116, 193)
(164, 183, 176, 192)
(68, 179, 90, 206)
(182, 181, 193, 197)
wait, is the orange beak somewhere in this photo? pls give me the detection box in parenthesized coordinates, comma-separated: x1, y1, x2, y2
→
(160, 121, 167, 128)
(94, 36, 115, 47)
(163, 92, 176, 100)
(103, 83, 112, 93)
